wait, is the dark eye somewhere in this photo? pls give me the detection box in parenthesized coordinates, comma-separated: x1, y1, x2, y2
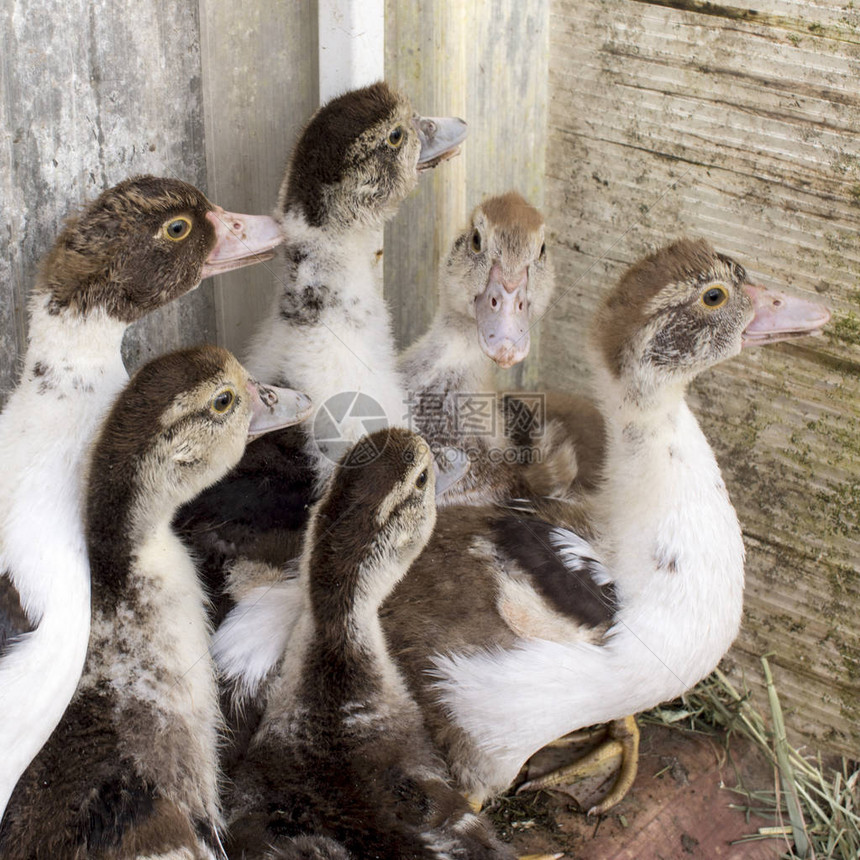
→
(210, 389, 235, 414)
(163, 216, 192, 242)
(471, 230, 482, 253)
(701, 285, 729, 308)
(387, 126, 404, 148)
(539, 242, 546, 258)
(415, 469, 428, 489)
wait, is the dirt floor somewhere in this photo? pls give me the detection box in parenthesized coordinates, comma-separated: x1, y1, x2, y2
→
(486, 723, 787, 859)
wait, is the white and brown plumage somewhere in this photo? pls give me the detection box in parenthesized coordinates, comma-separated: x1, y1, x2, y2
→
(0, 345, 311, 859)
(225, 428, 513, 860)
(0, 176, 283, 820)
(399, 192, 555, 506)
(243, 81, 467, 485)
(216, 239, 829, 813)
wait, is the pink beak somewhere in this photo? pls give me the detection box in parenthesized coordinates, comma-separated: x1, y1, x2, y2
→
(201, 208, 284, 279)
(475, 263, 531, 368)
(742, 284, 831, 347)
(247, 381, 313, 442)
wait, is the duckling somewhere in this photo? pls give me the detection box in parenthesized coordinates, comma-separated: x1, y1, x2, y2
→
(0, 345, 312, 859)
(244, 81, 467, 485)
(174, 83, 466, 624)
(215, 239, 830, 814)
(400, 192, 555, 505)
(0, 175, 284, 820)
(225, 429, 513, 860)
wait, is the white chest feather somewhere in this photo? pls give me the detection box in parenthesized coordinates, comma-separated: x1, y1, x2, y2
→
(244, 217, 407, 480)
(431, 397, 745, 793)
(0, 306, 127, 815)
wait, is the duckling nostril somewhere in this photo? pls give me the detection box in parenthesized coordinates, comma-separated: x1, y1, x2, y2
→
(491, 297, 498, 308)
(772, 298, 783, 307)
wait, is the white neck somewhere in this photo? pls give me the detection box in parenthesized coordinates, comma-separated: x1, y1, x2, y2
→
(0, 296, 129, 819)
(86, 520, 221, 821)
(244, 211, 406, 483)
(400, 311, 496, 401)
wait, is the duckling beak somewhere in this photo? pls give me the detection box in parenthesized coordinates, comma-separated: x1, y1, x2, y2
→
(201, 209, 284, 278)
(432, 447, 471, 498)
(414, 115, 468, 170)
(475, 263, 531, 368)
(247, 381, 313, 441)
(742, 283, 831, 347)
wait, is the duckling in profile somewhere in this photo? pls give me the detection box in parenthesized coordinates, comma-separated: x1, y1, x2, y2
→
(243, 81, 467, 484)
(226, 429, 513, 860)
(399, 191, 555, 505)
(215, 239, 830, 816)
(0, 175, 283, 818)
(0, 345, 311, 859)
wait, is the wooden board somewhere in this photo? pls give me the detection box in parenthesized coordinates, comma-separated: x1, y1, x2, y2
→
(542, 0, 860, 756)
(198, 0, 318, 359)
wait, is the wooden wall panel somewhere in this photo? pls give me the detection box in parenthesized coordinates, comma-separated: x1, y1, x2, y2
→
(0, 0, 213, 402)
(544, 0, 859, 754)
(198, 0, 318, 359)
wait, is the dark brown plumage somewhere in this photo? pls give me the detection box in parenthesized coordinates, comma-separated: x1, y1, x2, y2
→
(39, 175, 221, 322)
(226, 430, 513, 860)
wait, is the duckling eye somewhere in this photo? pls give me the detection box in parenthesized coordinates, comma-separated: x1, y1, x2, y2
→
(415, 469, 428, 489)
(701, 285, 729, 309)
(163, 216, 192, 242)
(210, 388, 235, 415)
(539, 242, 546, 259)
(471, 230, 482, 253)
(387, 126, 405, 148)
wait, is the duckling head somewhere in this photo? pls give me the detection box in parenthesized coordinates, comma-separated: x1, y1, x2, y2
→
(305, 428, 437, 615)
(87, 345, 312, 527)
(279, 82, 467, 230)
(591, 237, 830, 396)
(37, 175, 283, 322)
(443, 192, 554, 368)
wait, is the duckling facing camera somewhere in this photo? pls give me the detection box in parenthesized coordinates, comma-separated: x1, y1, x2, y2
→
(0, 345, 311, 860)
(225, 428, 512, 860)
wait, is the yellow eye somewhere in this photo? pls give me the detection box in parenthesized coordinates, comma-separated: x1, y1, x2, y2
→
(162, 216, 192, 242)
(387, 126, 405, 148)
(701, 284, 729, 309)
(471, 229, 482, 253)
(415, 469, 428, 489)
(210, 388, 235, 415)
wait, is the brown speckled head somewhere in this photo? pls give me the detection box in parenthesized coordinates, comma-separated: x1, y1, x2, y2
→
(591, 238, 753, 383)
(37, 175, 219, 322)
(86, 345, 291, 605)
(278, 82, 423, 229)
(305, 428, 437, 623)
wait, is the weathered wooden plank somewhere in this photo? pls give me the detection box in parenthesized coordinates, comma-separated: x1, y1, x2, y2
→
(0, 0, 214, 404)
(385, 0, 550, 388)
(198, 0, 318, 359)
(544, 0, 859, 755)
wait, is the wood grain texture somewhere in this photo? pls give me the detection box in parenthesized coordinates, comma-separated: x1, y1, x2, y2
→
(384, 0, 550, 389)
(199, 0, 318, 359)
(0, 0, 214, 403)
(543, 0, 859, 755)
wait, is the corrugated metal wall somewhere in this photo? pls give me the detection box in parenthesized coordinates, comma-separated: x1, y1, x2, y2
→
(544, 0, 859, 756)
(2, 0, 855, 756)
